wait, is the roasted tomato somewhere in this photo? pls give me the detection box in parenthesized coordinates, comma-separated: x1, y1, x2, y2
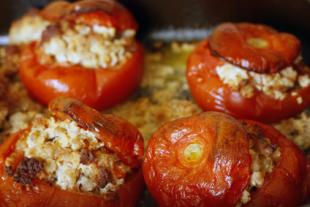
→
(0, 97, 144, 207)
(143, 111, 309, 207)
(187, 23, 310, 123)
(241, 120, 308, 207)
(19, 0, 144, 110)
(143, 112, 252, 207)
(209, 23, 300, 73)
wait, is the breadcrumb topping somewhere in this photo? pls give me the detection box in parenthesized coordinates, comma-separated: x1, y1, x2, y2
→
(216, 63, 310, 100)
(236, 124, 281, 206)
(39, 22, 135, 69)
(5, 117, 131, 195)
(274, 111, 310, 150)
(9, 14, 50, 45)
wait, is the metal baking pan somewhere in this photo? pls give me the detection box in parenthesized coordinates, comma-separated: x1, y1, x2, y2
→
(0, 0, 309, 206)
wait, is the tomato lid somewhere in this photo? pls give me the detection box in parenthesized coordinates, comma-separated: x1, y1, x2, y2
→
(209, 23, 301, 73)
(48, 97, 144, 168)
(40, 0, 137, 31)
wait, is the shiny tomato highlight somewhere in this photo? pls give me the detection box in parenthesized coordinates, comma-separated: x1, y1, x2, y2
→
(143, 111, 309, 207)
(0, 97, 144, 207)
(20, 42, 144, 110)
(143, 112, 252, 207)
(209, 23, 300, 73)
(242, 120, 308, 207)
(19, 0, 144, 110)
(186, 40, 310, 123)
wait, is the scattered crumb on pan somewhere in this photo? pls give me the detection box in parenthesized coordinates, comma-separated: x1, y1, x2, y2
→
(0, 43, 309, 156)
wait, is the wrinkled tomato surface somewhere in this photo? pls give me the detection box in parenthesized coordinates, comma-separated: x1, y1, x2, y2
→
(186, 40, 310, 123)
(143, 111, 309, 207)
(143, 111, 252, 207)
(0, 97, 144, 207)
(209, 23, 300, 73)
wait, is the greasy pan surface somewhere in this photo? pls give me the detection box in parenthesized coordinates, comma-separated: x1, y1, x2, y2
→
(0, 0, 309, 206)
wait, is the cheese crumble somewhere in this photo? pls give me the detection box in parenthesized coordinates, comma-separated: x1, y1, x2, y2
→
(5, 117, 131, 195)
(39, 22, 135, 69)
(216, 63, 310, 100)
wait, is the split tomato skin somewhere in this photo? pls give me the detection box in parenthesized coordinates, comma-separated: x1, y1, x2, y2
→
(209, 23, 301, 73)
(143, 111, 309, 207)
(242, 120, 308, 207)
(143, 111, 251, 207)
(0, 98, 145, 207)
(19, 0, 143, 110)
(186, 40, 310, 123)
(19, 42, 144, 110)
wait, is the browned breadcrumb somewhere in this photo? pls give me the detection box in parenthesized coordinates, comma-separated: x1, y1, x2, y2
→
(0, 47, 46, 142)
(109, 43, 201, 140)
(273, 111, 310, 150)
(0, 43, 308, 155)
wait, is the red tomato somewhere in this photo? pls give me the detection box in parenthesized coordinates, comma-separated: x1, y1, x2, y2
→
(40, 0, 138, 31)
(209, 23, 300, 73)
(0, 97, 144, 207)
(19, 0, 143, 110)
(19, 42, 144, 110)
(143, 111, 252, 207)
(242, 120, 308, 207)
(143, 111, 309, 207)
(49, 97, 144, 168)
(186, 40, 310, 123)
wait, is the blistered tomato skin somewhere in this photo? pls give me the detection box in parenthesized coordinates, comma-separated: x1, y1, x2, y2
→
(143, 112, 309, 207)
(242, 120, 308, 207)
(19, 42, 144, 110)
(186, 40, 310, 123)
(209, 23, 300, 73)
(143, 112, 251, 207)
(0, 97, 144, 207)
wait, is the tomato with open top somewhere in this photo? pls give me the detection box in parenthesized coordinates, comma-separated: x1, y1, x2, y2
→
(19, 0, 144, 110)
(0, 97, 144, 206)
(186, 23, 310, 123)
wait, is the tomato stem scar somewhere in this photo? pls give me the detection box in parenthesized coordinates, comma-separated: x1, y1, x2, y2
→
(247, 38, 269, 49)
(183, 143, 203, 163)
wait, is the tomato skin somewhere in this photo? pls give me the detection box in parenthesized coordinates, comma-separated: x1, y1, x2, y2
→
(209, 23, 300, 73)
(0, 98, 144, 207)
(19, 42, 144, 110)
(143, 112, 309, 207)
(40, 0, 138, 31)
(143, 111, 251, 207)
(242, 120, 308, 207)
(49, 97, 144, 168)
(186, 40, 310, 123)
